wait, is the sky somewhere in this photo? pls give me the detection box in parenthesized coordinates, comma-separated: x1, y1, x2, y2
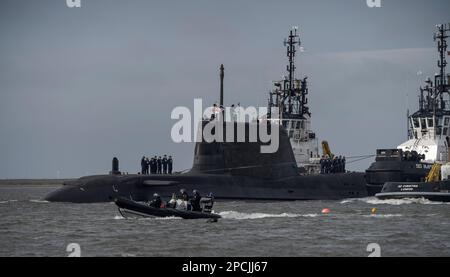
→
(0, 0, 449, 178)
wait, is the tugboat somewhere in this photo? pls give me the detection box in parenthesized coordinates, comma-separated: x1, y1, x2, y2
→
(376, 163, 450, 202)
(366, 23, 450, 198)
(44, 27, 368, 203)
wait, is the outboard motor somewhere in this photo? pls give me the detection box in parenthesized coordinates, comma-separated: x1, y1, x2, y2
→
(200, 195, 215, 213)
(110, 157, 121, 175)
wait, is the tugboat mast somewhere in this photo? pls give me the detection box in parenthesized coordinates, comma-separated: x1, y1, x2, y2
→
(286, 28, 298, 114)
(434, 24, 450, 98)
(269, 27, 310, 120)
(268, 27, 319, 171)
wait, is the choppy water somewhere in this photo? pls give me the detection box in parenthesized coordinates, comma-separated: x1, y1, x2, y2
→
(0, 185, 449, 257)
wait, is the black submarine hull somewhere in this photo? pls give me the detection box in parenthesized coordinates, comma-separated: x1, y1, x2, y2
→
(44, 172, 368, 203)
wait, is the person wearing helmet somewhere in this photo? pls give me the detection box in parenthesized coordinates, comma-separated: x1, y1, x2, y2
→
(166, 193, 177, 208)
(177, 189, 191, 210)
(179, 189, 189, 201)
(148, 193, 162, 208)
(190, 190, 202, 212)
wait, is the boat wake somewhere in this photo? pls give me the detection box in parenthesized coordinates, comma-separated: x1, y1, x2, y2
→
(1, 199, 50, 204)
(362, 214, 403, 218)
(29, 199, 50, 204)
(341, 197, 448, 205)
(113, 215, 182, 220)
(218, 211, 318, 220)
(0, 200, 18, 204)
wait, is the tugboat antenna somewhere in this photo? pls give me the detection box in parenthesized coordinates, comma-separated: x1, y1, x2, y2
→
(286, 27, 299, 114)
(434, 23, 450, 97)
(269, 27, 310, 120)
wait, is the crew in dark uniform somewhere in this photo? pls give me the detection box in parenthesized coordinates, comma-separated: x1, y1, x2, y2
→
(149, 157, 154, 174)
(154, 156, 158, 174)
(342, 156, 346, 173)
(332, 157, 339, 173)
(151, 156, 157, 174)
(145, 157, 150, 174)
(324, 156, 330, 174)
(148, 193, 162, 208)
(148, 157, 153, 174)
(180, 189, 189, 201)
(320, 155, 325, 174)
(157, 156, 162, 174)
(141, 156, 146, 175)
(168, 156, 173, 174)
(190, 190, 202, 212)
(162, 155, 168, 174)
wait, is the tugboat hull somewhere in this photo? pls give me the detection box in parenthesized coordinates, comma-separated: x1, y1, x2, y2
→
(376, 181, 450, 202)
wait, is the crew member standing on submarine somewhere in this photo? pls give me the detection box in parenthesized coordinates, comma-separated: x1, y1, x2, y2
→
(145, 157, 150, 174)
(140, 156, 146, 174)
(168, 156, 173, 174)
(157, 156, 162, 174)
(153, 156, 158, 174)
(162, 155, 168, 174)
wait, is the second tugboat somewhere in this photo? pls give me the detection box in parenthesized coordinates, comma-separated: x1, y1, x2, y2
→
(367, 23, 450, 202)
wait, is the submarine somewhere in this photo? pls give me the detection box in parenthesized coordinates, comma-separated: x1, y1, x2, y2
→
(45, 28, 368, 203)
(366, 23, 450, 196)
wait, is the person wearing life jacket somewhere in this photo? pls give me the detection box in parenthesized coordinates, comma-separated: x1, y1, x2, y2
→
(178, 189, 191, 210)
(148, 193, 162, 208)
(180, 189, 189, 201)
(166, 193, 177, 208)
(190, 190, 202, 212)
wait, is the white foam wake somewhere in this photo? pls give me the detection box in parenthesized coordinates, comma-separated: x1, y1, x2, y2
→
(0, 200, 18, 204)
(29, 199, 50, 203)
(218, 211, 318, 220)
(114, 215, 182, 220)
(363, 214, 403, 218)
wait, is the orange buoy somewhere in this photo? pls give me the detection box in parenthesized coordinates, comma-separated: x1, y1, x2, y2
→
(371, 208, 377, 214)
(321, 208, 330, 214)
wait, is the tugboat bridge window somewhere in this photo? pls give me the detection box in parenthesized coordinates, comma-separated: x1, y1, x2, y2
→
(421, 118, 427, 130)
(413, 118, 420, 128)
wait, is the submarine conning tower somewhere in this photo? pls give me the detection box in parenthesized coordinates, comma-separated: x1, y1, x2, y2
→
(189, 62, 298, 179)
(190, 120, 298, 179)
